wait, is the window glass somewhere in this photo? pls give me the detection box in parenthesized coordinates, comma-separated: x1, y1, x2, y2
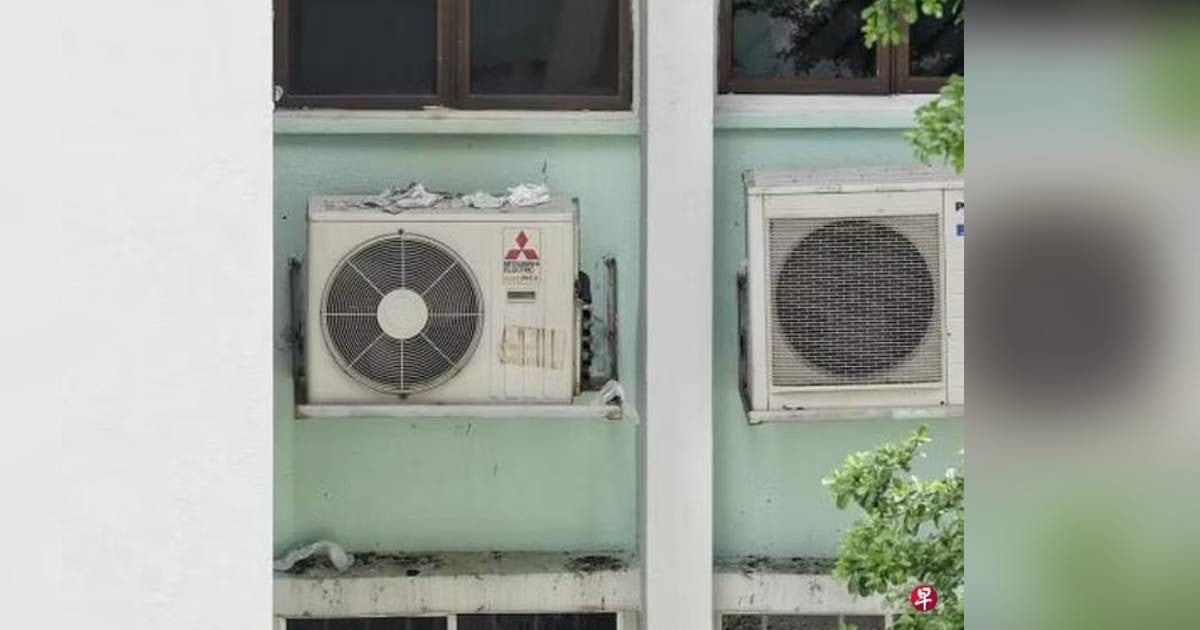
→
(722, 615, 762, 630)
(766, 616, 839, 630)
(909, 10, 964, 77)
(288, 617, 447, 630)
(469, 0, 620, 95)
(731, 0, 876, 79)
(292, 0, 438, 95)
(457, 613, 617, 630)
(842, 616, 886, 630)
(722, 615, 887, 630)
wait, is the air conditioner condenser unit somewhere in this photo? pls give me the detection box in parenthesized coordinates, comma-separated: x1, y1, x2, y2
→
(742, 167, 964, 412)
(305, 196, 579, 405)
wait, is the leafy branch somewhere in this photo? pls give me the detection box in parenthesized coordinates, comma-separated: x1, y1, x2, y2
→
(861, 0, 964, 172)
(825, 426, 965, 630)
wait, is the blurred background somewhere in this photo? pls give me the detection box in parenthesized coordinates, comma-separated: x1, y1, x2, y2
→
(969, 3, 1200, 628)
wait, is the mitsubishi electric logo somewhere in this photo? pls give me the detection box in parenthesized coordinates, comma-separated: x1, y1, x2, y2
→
(502, 228, 542, 286)
(504, 230, 540, 260)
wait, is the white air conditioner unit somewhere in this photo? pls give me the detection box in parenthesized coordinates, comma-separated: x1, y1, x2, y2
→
(305, 195, 579, 404)
(742, 167, 964, 412)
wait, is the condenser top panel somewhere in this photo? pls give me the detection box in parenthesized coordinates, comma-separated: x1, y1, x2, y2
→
(308, 194, 577, 223)
(745, 166, 962, 196)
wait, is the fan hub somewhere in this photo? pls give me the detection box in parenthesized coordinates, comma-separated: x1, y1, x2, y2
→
(376, 288, 429, 340)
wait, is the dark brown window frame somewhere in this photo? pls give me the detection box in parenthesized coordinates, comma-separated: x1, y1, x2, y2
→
(275, 0, 632, 111)
(717, 0, 953, 96)
(892, 35, 959, 94)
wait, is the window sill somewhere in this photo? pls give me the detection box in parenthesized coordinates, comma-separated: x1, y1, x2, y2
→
(715, 557, 886, 615)
(273, 107, 640, 136)
(295, 390, 630, 422)
(274, 551, 639, 617)
(715, 94, 936, 130)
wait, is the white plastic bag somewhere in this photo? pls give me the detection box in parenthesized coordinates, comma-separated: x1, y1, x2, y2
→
(273, 540, 355, 573)
(362, 183, 443, 212)
(461, 190, 504, 209)
(506, 183, 551, 207)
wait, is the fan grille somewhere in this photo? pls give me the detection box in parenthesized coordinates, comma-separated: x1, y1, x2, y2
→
(768, 215, 942, 386)
(321, 234, 483, 394)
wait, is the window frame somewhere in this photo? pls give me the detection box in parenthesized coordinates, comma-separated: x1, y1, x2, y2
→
(717, 0, 954, 96)
(892, 14, 963, 94)
(892, 39, 950, 94)
(274, 0, 633, 111)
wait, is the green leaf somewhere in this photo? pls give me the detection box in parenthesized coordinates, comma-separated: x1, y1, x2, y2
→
(828, 426, 965, 629)
(905, 75, 965, 173)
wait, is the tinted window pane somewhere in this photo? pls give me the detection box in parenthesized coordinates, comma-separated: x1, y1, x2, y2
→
(404, 618, 448, 630)
(292, 0, 437, 95)
(470, 0, 620, 95)
(458, 614, 535, 630)
(458, 613, 617, 630)
(732, 0, 876, 79)
(765, 616, 840, 630)
(842, 616, 886, 630)
(287, 618, 448, 630)
(722, 615, 764, 630)
(909, 10, 964, 76)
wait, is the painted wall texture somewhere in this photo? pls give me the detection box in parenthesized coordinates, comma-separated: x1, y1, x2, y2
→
(274, 126, 964, 558)
(274, 134, 641, 554)
(713, 128, 964, 557)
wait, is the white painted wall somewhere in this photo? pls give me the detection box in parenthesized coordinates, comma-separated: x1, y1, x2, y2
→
(0, 1, 273, 628)
(637, 0, 716, 629)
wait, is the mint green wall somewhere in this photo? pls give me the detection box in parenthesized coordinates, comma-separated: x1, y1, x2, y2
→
(274, 134, 641, 554)
(274, 127, 964, 559)
(712, 128, 965, 557)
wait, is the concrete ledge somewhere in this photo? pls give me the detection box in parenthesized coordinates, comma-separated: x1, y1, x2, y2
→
(297, 391, 628, 422)
(714, 557, 886, 615)
(275, 553, 888, 619)
(715, 94, 935, 130)
(748, 405, 965, 425)
(274, 552, 639, 617)
(274, 109, 640, 136)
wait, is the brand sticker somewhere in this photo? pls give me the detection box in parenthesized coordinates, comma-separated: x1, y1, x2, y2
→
(503, 228, 541, 287)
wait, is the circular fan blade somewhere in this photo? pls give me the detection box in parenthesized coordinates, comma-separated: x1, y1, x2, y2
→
(322, 234, 483, 394)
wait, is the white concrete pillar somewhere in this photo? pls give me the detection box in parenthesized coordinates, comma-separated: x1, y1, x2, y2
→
(2, 1, 274, 627)
(637, 0, 716, 628)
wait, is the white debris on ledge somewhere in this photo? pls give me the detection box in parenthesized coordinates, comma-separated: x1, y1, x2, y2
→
(506, 183, 551, 207)
(361, 183, 444, 212)
(592, 380, 626, 407)
(345, 182, 554, 213)
(274, 540, 355, 573)
(274, 551, 639, 618)
(460, 190, 505, 209)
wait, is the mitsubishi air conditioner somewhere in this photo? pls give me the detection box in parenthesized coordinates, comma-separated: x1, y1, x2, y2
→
(305, 196, 579, 404)
(742, 167, 964, 412)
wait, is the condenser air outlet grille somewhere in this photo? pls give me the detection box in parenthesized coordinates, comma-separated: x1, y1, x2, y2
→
(768, 214, 942, 387)
(321, 234, 483, 395)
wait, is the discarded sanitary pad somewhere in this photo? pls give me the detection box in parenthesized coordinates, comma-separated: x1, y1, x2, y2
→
(273, 540, 355, 573)
(461, 190, 505, 209)
(361, 183, 442, 212)
(506, 183, 551, 207)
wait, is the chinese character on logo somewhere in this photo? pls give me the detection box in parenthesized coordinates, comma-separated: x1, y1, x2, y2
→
(909, 584, 938, 613)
